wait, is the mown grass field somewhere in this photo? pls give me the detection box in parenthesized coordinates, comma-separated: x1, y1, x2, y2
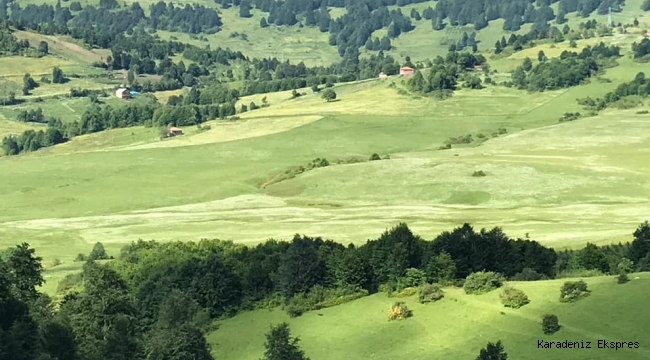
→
(207, 273, 650, 360)
(1, 53, 649, 287)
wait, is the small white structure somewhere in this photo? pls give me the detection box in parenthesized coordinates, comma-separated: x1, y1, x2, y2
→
(115, 88, 132, 99)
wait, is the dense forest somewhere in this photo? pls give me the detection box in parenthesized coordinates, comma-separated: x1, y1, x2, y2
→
(0, 0, 629, 59)
(2, 221, 649, 360)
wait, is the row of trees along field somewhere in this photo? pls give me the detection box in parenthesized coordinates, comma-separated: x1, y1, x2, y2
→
(2, 221, 649, 360)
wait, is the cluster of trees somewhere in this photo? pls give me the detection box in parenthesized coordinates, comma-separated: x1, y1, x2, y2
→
(632, 38, 650, 61)
(577, 72, 650, 111)
(0, 243, 215, 360)
(407, 50, 486, 96)
(1, 126, 66, 155)
(240, 0, 623, 57)
(3, 221, 649, 360)
(8, 0, 222, 38)
(0, 26, 30, 55)
(510, 42, 620, 91)
(364, 35, 392, 51)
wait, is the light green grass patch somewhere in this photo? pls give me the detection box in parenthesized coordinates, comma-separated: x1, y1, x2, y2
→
(156, 7, 340, 67)
(208, 274, 650, 360)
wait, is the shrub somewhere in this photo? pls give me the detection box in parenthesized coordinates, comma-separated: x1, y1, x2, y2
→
(511, 268, 547, 281)
(559, 280, 589, 302)
(393, 287, 418, 297)
(499, 287, 530, 309)
(617, 272, 629, 284)
(52, 258, 61, 267)
(369, 153, 381, 161)
(637, 110, 649, 114)
(464, 271, 504, 295)
(75, 253, 86, 262)
(388, 301, 412, 320)
(284, 285, 368, 317)
(542, 314, 560, 335)
(419, 283, 444, 303)
(472, 170, 486, 177)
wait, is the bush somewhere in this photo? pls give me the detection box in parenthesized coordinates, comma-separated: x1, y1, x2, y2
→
(393, 287, 418, 297)
(542, 314, 560, 335)
(617, 272, 629, 284)
(499, 287, 530, 309)
(284, 285, 368, 317)
(511, 268, 547, 281)
(464, 271, 504, 295)
(472, 170, 486, 177)
(369, 153, 381, 161)
(419, 283, 444, 303)
(559, 280, 589, 302)
(388, 301, 412, 320)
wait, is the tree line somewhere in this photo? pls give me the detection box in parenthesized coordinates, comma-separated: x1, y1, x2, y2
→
(2, 221, 648, 360)
(577, 71, 650, 111)
(407, 50, 486, 96)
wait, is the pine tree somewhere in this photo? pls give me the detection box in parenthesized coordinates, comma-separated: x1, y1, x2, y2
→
(260, 17, 268, 28)
(239, 0, 251, 18)
(262, 323, 309, 360)
(476, 340, 508, 360)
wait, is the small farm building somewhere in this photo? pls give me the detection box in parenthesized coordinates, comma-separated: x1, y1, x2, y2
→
(378, 72, 388, 79)
(399, 66, 414, 76)
(116, 88, 132, 99)
(168, 127, 183, 137)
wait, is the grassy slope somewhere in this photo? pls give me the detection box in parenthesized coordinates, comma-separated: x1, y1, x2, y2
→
(369, 0, 647, 62)
(1, 55, 649, 272)
(208, 273, 650, 360)
(156, 7, 341, 67)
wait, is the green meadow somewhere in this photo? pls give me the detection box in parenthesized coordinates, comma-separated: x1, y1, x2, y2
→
(1, 1, 650, 359)
(208, 274, 650, 360)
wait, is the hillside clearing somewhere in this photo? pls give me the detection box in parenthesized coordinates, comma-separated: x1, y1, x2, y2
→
(207, 274, 650, 360)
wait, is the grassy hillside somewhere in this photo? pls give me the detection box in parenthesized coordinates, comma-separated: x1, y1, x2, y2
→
(2, 56, 649, 273)
(208, 273, 650, 360)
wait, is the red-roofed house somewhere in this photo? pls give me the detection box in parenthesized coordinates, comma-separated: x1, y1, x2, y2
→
(399, 66, 414, 76)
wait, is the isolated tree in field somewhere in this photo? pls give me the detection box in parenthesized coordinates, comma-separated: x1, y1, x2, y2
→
(38, 41, 49, 55)
(559, 280, 589, 302)
(542, 314, 560, 334)
(499, 287, 529, 309)
(88, 242, 109, 261)
(321, 88, 336, 102)
(476, 340, 508, 360)
(260, 17, 269, 28)
(262, 323, 309, 360)
(52, 67, 65, 84)
(23, 73, 37, 95)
